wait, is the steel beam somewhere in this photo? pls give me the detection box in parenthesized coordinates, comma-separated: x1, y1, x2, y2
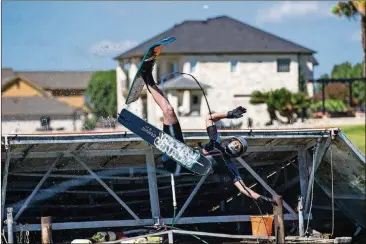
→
(145, 148, 160, 222)
(4, 149, 150, 159)
(338, 131, 365, 163)
(5, 214, 301, 232)
(6, 208, 14, 244)
(3, 145, 301, 159)
(104, 228, 335, 244)
(236, 158, 298, 217)
(175, 174, 209, 221)
(305, 137, 331, 212)
(14, 154, 64, 221)
(168, 231, 174, 244)
(71, 153, 141, 222)
(1, 148, 11, 220)
(8, 172, 188, 181)
(298, 148, 309, 202)
(3, 130, 332, 146)
(8, 182, 207, 196)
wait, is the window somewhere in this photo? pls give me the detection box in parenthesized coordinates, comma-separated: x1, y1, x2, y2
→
(156, 63, 161, 82)
(233, 94, 251, 98)
(167, 62, 178, 76)
(190, 61, 197, 72)
(192, 95, 199, 105)
(190, 93, 201, 116)
(40, 116, 51, 130)
(277, 59, 291, 72)
(230, 60, 238, 72)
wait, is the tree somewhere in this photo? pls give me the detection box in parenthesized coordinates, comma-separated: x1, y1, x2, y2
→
(85, 70, 117, 119)
(332, 1, 366, 76)
(317, 62, 365, 106)
(250, 88, 311, 125)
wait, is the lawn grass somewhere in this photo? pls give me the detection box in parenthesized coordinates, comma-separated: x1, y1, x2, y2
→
(337, 124, 365, 155)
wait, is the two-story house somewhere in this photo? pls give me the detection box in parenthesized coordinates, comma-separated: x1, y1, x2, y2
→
(115, 15, 318, 129)
(1, 68, 93, 134)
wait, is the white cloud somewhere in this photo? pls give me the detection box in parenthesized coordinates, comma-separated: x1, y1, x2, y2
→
(256, 1, 332, 24)
(351, 30, 361, 41)
(91, 40, 137, 57)
(203, 5, 209, 10)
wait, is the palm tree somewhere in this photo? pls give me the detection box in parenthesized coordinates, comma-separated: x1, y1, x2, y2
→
(332, 1, 366, 76)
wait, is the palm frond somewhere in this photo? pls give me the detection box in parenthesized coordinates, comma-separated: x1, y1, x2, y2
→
(332, 1, 359, 19)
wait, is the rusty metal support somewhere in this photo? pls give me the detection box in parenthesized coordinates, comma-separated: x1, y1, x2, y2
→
(14, 154, 63, 221)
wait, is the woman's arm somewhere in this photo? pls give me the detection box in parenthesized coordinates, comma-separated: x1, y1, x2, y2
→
(206, 113, 227, 127)
(206, 106, 247, 127)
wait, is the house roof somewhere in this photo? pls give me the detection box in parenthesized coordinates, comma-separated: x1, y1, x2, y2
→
(115, 15, 316, 60)
(1, 76, 53, 97)
(158, 75, 210, 90)
(310, 56, 319, 66)
(14, 71, 94, 90)
(1, 96, 80, 116)
(1, 68, 16, 86)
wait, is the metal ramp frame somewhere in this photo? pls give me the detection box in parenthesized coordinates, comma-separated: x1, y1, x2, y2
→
(1, 128, 364, 240)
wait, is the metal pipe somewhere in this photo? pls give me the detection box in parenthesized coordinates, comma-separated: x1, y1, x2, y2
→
(1, 148, 11, 220)
(297, 149, 309, 203)
(175, 174, 208, 221)
(4, 214, 301, 232)
(304, 138, 322, 212)
(8, 172, 192, 181)
(298, 196, 304, 236)
(4, 145, 312, 159)
(168, 231, 174, 244)
(6, 208, 13, 244)
(171, 174, 177, 206)
(4, 130, 331, 146)
(146, 149, 160, 223)
(14, 155, 63, 221)
(71, 153, 141, 222)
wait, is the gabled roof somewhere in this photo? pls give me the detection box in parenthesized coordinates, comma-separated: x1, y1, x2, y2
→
(1, 68, 16, 86)
(115, 15, 316, 60)
(1, 96, 80, 116)
(2, 68, 15, 80)
(16, 71, 94, 90)
(158, 75, 210, 90)
(1, 68, 94, 90)
(1, 76, 52, 98)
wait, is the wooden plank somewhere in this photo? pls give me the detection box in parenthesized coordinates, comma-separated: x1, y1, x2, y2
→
(273, 195, 285, 243)
(41, 216, 52, 244)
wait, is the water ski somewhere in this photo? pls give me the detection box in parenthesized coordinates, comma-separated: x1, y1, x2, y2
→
(117, 108, 212, 175)
(125, 36, 176, 105)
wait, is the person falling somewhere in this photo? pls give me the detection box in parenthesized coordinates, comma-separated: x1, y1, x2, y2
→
(139, 60, 275, 204)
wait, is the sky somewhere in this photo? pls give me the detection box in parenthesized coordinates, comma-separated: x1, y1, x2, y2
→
(1, 1, 362, 78)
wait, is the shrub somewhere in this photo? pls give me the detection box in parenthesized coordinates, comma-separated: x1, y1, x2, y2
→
(310, 99, 347, 113)
(83, 118, 98, 131)
(250, 88, 311, 125)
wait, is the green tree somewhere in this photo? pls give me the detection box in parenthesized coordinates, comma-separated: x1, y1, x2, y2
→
(332, 1, 366, 76)
(319, 62, 365, 106)
(250, 88, 311, 125)
(331, 62, 354, 78)
(85, 70, 117, 118)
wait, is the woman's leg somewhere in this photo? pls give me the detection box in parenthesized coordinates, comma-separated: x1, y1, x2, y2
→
(141, 63, 178, 125)
(141, 64, 188, 174)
